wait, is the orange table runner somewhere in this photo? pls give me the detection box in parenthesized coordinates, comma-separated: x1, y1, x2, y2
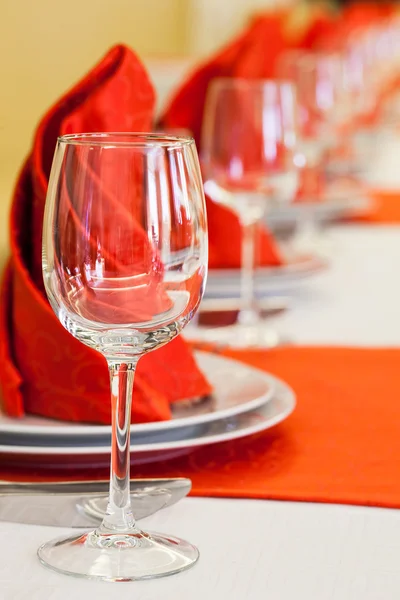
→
(360, 190, 400, 224)
(134, 347, 400, 508)
(3, 346, 400, 510)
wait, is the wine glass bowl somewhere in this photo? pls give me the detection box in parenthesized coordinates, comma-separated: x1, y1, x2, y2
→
(202, 79, 299, 218)
(43, 133, 207, 360)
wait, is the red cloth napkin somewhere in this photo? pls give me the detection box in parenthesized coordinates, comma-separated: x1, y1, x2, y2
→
(0, 45, 212, 425)
(159, 9, 337, 270)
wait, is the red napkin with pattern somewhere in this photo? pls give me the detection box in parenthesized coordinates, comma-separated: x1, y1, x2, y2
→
(0, 45, 212, 425)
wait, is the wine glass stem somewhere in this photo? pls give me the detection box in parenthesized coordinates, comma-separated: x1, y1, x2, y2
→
(297, 209, 318, 243)
(239, 219, 260, 325)
(98, 360, 139, 534)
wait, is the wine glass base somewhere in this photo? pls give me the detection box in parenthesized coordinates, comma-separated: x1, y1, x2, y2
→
(38, 529, 199, 582)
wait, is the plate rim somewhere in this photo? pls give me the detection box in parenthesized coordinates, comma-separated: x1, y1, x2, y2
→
(0, 351, 275, 438)
(266, 194, 374, 224)
(0, 375, 296, 455)
(207, 252, 327, 282)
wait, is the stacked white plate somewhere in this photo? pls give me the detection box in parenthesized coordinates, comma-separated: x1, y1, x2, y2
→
(203, 179, 373, 300)
(205, 254, 326, 298)
(266, 194, 373, 227)
(0, 352, 296, 468)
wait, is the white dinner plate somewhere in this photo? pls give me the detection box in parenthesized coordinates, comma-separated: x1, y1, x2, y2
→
(0, 375, 295, 459)
(0, 352, 274, 442)
(205, 253, 327, 298)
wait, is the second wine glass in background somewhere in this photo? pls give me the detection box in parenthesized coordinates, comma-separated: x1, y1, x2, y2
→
(200, 78, 299, 347)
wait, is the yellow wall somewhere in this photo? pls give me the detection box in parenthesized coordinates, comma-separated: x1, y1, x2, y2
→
(0, 0, 275, 266)
(0, 0, 189, 264)
(0, 0, 275, 177)
(0, 0, 188, 171)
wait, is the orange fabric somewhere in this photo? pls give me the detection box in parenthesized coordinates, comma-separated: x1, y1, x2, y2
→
(182, 346, 400, 507)
(0, 45, 212, 425)
(137, 346, 400, 507)
(341, 2, 396, 30)
(350, 191, 400, 223)
(5, 346, 400, 510)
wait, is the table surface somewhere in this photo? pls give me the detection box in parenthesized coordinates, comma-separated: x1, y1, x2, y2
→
(3, 224, 400, 599)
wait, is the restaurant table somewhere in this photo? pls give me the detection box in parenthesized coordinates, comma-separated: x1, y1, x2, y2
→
(2, 224, 400, 599)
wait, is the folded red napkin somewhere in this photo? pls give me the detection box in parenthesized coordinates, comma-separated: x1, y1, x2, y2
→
(0, 45, 212, 425)
(160, 8, 337, 151)
(159, 8, 337, 269)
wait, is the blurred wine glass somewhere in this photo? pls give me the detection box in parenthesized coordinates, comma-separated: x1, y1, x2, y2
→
(346, 19, 400, 131)
(201, 78, 298, 347)
(277, 49, 372, 252)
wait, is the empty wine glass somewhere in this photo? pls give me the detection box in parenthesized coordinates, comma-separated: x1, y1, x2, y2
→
(276, 50, 333, 251)
(200, 78, 298, 347)
(281, 50, 371, 176)
(344, 21, 400, 131)
(40, 133, 208, 581)
(277, 50, 369, 254)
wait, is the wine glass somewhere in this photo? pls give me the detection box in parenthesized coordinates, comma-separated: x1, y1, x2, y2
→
(276, 50, 336, 251)
(281, 50, 371, 176)
(39, 133, 208, 581)
(277, 50, 369, 253)
(345, 21, 400, 132)
(200, 78, 298, 347)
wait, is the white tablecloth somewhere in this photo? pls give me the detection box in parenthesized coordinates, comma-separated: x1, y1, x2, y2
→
(3, 224, 400, 599)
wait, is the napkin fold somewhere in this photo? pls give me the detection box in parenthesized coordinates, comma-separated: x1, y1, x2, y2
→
(159, 8, 336, 151)
(159, 8, 337, 269)
(0, 45, 212, 424)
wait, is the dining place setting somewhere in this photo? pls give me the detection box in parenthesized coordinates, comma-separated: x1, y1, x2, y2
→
(3, 0, 400, 595)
